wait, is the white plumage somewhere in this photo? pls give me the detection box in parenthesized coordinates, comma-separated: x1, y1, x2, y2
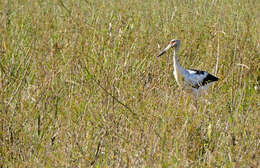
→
(157, 39, 219, 96)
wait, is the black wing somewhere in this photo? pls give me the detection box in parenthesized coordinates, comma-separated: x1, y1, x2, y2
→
(187, 69, 219, 89)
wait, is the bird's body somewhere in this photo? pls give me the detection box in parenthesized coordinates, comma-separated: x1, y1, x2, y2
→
(158, 39, 219, 96)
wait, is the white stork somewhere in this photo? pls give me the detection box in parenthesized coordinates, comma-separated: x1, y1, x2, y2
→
(157, 39, 219, 97)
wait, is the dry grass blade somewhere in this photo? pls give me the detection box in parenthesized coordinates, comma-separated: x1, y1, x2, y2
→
(83, 65, 139, 119)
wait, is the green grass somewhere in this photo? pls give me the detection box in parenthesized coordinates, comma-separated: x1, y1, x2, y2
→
(0, 0, 259, 167)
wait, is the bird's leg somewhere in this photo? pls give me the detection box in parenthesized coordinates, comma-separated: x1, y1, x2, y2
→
(186, 92, 198, 118)
(204, 99, 211, 105)
(190, 92, 199, 112)
(202, 90, 212, 105)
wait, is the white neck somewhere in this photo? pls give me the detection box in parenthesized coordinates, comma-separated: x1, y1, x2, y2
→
(173, 48, 185, 86)
(173, 49, 181, 70)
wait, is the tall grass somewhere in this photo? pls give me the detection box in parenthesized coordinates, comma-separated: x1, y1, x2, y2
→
(0, 0, 259, 167)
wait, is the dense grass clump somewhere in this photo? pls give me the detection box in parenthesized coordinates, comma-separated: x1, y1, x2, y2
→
(0, 0, 259, 167)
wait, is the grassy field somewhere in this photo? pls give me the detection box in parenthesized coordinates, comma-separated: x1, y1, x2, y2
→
(0, 0, 259, 167)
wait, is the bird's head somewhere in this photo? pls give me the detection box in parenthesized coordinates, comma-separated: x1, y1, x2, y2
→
(157, 39, 181, 57)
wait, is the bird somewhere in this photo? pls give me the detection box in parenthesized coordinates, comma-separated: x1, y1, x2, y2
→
(157, 39, 219, 97)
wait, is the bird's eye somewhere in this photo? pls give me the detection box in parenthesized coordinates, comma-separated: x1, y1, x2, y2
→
(171, 41, 176, 47)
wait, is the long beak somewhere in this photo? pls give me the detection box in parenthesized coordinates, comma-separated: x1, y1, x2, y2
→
(157, 44, 171, 57)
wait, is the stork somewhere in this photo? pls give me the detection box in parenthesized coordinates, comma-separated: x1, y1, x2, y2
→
(157, 39, 219, 97)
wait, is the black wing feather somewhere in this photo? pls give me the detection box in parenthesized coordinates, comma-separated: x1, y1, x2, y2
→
(191, 71, 219, 89)
(188, 69, 205, 75)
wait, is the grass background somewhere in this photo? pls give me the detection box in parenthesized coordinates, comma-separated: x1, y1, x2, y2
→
(0, 0, 259, 167)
